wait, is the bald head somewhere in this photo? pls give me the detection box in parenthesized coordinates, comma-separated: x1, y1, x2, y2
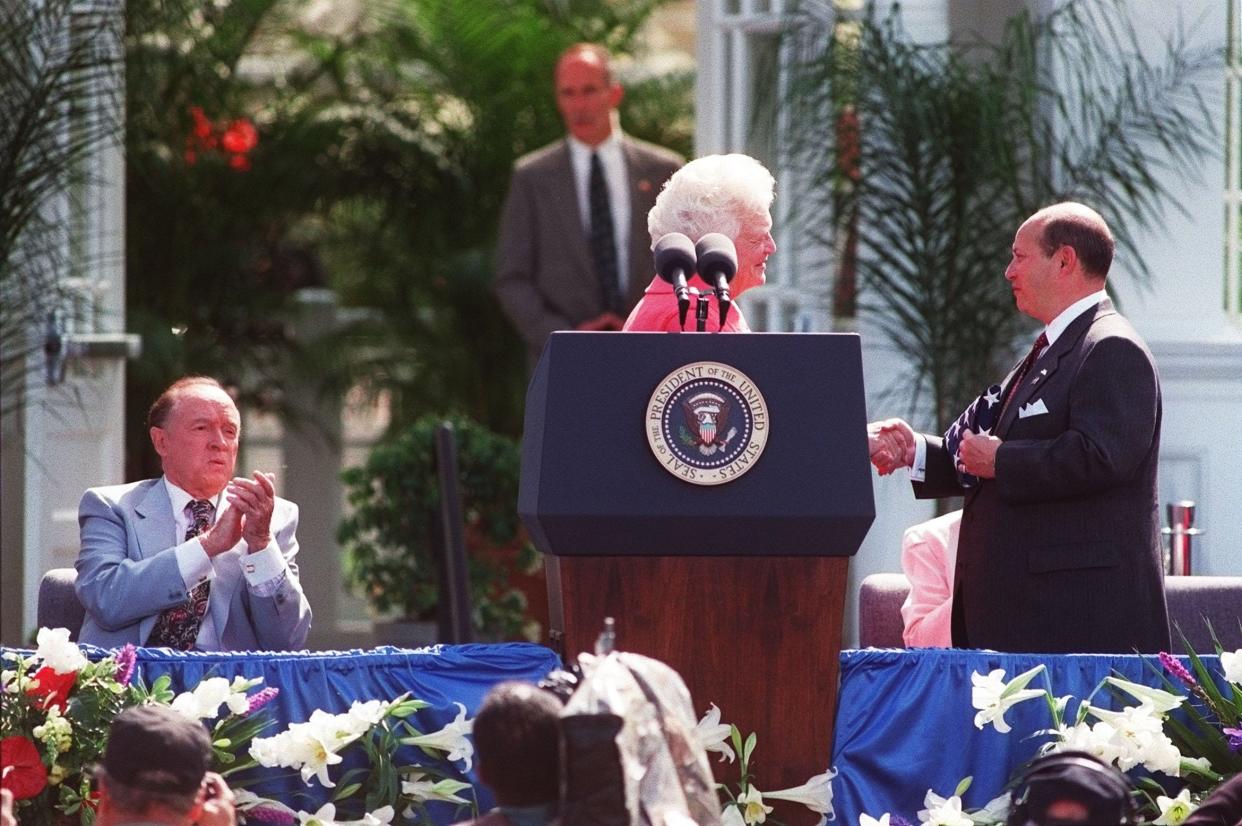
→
(1028, 202, 1114, 280)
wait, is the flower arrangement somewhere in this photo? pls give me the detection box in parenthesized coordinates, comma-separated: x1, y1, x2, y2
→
(694, 703, 837, 825)
(857, 647, 1242, 826)
(185, 105, 259, 171)
(0, 629, 482, 825)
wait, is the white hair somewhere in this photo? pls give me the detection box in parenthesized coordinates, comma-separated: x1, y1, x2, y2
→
(647, 154, 776, 245)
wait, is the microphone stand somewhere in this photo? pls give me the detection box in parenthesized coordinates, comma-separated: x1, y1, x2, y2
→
(694, 290, 710, 332)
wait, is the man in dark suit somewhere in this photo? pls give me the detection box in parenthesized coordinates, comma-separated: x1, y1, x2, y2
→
(495, 43, 684, 366)
(868, 202, 1170, 654)
(76, 376, 311, 650)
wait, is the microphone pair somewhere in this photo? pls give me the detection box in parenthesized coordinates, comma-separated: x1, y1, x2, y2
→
(652, 233, 738, 330)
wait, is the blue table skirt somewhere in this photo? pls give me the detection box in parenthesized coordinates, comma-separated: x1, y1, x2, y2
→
(830, 648, 1224, 825)
(89, 643, 560, 819)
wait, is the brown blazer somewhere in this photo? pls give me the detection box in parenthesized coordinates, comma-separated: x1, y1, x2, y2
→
(494, 136, 683, 365)
(913, 299, 1170, 654)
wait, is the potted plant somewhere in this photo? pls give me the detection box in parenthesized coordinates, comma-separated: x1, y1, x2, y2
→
(339, 415, 541, 645)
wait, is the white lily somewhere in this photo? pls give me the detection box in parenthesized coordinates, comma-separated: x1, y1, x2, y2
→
(1221, 649, 1242, 685)
(737, 786, 773, 824)
(400, 770, 472, 805)
(919, 791, 974, 826)
(861, 813, 892, 826)
(721, 805, 746, 826)
(1154, 788, 1196, 825)
(297, 803, 394, 826)
(34, 627, 88, 674)
(401, 702, 474, 771)
(1104, 677, 1185, 713)
(969, 791, 1011, 824)
(1088, 704, 1184, 775)
(764, 768, 837, 816)
(694, 703, 736, 763)
(971, 667, 1045, 734)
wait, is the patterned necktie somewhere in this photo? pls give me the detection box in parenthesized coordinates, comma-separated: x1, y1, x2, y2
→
(589, 152, 622, 314)
(147, 499, 214, 650)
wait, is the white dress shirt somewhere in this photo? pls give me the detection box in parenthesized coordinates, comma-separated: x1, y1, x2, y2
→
(567, 132, 632, 296)
(165, 477, 288, 650)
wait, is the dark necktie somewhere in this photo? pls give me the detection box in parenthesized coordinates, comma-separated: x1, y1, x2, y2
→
(998, 331, 1049, 420)
(589, 152, 622, 315)
(147, 499, 214, 650)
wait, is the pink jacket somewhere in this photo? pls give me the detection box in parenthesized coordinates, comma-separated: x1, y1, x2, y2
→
(622, 275, 750, 332)
(899, 509, 961, 648)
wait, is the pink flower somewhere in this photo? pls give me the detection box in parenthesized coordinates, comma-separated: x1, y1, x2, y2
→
(114, 644, 137, 685)
(243, 805, 297, 824)
(1158, 651, 1197, 688)
(247, 687, 280, 714)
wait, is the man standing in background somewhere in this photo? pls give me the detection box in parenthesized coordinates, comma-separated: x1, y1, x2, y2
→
(495, 43, 683, 366)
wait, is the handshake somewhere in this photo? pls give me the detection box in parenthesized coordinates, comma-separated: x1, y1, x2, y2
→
(867, 418, 916, 476)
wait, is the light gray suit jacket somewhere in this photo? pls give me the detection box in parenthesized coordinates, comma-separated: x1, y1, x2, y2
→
(494, 136, 683, 365)
(75, 478, 312, 650)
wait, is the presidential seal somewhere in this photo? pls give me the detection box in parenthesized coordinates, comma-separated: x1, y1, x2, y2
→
(645, 361, 770, 485)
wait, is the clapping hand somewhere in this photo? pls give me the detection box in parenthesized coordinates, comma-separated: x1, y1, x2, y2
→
(226, 471, 276, 553)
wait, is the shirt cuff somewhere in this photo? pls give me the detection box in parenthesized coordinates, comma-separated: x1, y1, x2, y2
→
(910, 434, 928, 482)
(174, 538, 215, 593)
(241, 542, 289, 596)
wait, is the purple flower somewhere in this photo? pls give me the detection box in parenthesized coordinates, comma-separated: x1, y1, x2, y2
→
(890, 816, 915, 826)
(1224, 726, 1242, 752)
(246, 686, 280, 715)
(241, 805, 296, 824)
(1158, 651, 1197, 689)
(113, 644, 137, 686)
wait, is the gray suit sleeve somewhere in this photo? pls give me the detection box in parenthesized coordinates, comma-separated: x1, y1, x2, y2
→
(244, 500, 312, 650)
(494, 167, 574, 347)
(75, 489, 188, 631)
(996, 336, 1159, 502)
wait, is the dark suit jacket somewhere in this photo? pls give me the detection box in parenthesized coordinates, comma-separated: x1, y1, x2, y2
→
(913, 299, 1170, 654)
(494, 136, 683, 365)
(76, 478, 312, 650)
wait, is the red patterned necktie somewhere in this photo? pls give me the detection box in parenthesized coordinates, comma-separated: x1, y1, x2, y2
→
(999, 331, 1049, 420)
(146, 499, 214, 650)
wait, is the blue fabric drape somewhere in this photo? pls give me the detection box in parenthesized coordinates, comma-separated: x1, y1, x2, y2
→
(29, 643, 561, 820)
(830, 648, 1222, 825)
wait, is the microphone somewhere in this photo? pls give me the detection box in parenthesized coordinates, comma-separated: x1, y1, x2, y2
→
(653, 233, 696, 330)
(695, 233, 737, 327)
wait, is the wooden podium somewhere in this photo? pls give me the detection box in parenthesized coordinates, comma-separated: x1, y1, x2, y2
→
(520, 332, 874, 811)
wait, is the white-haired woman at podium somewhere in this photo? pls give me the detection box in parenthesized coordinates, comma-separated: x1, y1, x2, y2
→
(623, 153, 776, 333)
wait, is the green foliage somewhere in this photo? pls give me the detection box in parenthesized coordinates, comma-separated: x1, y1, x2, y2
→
(122, 0, 689, 470)
(338, 415, 533, 638)
(785, 0, 1219, 427)
(0, 0, 123, 416)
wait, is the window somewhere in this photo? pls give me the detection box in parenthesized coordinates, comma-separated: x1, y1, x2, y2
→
(1226, 0, 1242, 319)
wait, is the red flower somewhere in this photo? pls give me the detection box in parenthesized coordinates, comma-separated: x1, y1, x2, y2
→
(25, 665, 76, 712)
(229, 154, 251, 172)
(221, 119, 258, 154)
(190, 106, 214, 140)
(0, 736, 48, 801)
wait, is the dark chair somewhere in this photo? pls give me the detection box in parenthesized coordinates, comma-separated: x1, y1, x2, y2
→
(1166, 575, 1242, 653)
(857, 573, 1242, 653)
(857, 572, 910, 648)
(37, 568, 85, 641)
